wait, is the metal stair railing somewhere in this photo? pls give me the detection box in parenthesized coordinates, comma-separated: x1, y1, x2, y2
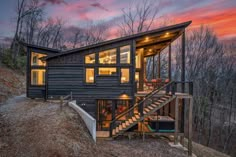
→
(109, 81, 176, 137)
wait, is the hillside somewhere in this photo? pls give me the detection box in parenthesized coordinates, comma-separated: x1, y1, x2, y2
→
(0, 66, 25, 103)
(0, 95, 231, 157)
(0, 95, 189, 157)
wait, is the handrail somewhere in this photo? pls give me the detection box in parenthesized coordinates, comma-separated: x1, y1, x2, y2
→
(110, 81, 174, 126)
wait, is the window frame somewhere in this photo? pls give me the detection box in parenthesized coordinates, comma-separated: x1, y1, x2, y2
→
(98, 48, 117, 65)
(30, 51, 47, 87)
(85, 53, 96, 64)
(120, 45, 131, 64)
(30, 68, 46, 86)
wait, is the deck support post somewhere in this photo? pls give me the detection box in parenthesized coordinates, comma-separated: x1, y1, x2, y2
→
(174, 98, 179, 145)
(152, 55, 155, 79)
(158, 52, 161, 78)
(142, 120, 145, 141)
(140, 49, 144, 91)
(181, 30, 186, 133)
(60, 96, 63, 111)
(188, 97, 193, 156)
(168, 44, 171, 81)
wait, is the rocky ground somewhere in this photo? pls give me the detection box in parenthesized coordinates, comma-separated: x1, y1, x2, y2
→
(0, 95, 190, 157)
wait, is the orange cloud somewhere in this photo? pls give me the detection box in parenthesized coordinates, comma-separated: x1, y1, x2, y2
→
(171, 7, 236, 39)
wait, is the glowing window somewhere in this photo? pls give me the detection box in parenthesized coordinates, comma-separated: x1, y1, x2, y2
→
(135, 52, 141, 68)
(99, 49, 116, 64)
(31, 52, 47, 66)
(31, 69, 46, 85)
(85, 53, 95, 64)
(99, 68, 117, 76)
(121, 68, 130, 83)
(86, 68, 94, 83)
(120, 45, 130, 64)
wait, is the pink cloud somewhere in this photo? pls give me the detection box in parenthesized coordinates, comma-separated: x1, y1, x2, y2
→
(41, 0, 67, 6)
(90, 2, 109, 12)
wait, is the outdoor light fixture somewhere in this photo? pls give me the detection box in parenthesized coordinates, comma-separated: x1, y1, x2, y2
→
(145, 37, 149, 42)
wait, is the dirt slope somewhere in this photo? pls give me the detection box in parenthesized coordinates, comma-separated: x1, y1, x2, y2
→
(0, 95, 188, 157)
(0, 66, 25, 103)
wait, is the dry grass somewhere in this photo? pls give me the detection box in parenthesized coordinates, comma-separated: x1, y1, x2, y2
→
(0, 96, 189, 157)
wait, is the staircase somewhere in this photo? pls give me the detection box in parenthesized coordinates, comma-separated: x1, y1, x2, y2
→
(109, 81, 176, 138)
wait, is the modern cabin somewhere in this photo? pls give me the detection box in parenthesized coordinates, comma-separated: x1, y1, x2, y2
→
(25, 21, 194, 154)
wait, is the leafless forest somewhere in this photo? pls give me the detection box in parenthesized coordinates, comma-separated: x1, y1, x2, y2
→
(0, 0, 235, 156)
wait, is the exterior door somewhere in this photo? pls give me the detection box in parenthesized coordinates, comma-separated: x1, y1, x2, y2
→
(97, 100, 113, 131)
(97, 100, 131, 131)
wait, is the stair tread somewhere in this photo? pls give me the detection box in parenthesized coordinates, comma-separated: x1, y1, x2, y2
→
(135, 115, 140, 119)
(132, 117, 137, 121)
(151, 104, 157, 108)
(116, 127, 119, 133)
(129, 119, 133, 124)
(144, 108, 150, 112)
(126, 121, 130, 126)
(122, 123, 126, 128)
(148, 106, 154, 110)
(113, 129, 116, 135)
(119, 125, 123, 130)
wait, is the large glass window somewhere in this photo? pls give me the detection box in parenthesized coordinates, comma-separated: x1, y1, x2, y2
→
(31, 69, 46, 85)
(120, 45, 130, 64)
(121, 68, 130, 83)
(85, 68, 95, 83)
(99, 49, 116, 64)
(99, 68, 117, 76)
(85, 53, 95, 64)
(31, 52, 47, 66)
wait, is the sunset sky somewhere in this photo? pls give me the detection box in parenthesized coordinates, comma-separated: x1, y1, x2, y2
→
(0, 0, 236, 42)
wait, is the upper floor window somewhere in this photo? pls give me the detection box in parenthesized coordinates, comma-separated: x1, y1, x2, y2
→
(85, 53, 95, 64)
(99, 67, 117, 76)
(120, 45, 130, 64)
(31, 52, 46, 66)
(99, 49, 116, 64)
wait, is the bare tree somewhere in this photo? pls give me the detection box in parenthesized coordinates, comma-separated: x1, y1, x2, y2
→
(173, 26, 236, 155)
(118, 0, 159, 36)
(12, 0, 42, 62)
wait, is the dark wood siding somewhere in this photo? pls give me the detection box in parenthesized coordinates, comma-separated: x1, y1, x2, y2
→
(47, 65, 133, 117)
(47, 40, 135, 117)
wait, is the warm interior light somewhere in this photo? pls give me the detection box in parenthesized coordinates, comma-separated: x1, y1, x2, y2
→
(121, 77, 126, 81)
(148, 49, 152, 52)
(166, 32, 169, 35)
(89, 76, 94, 81)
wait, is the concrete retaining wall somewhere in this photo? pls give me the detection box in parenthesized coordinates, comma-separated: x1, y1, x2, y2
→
(68, 101, 96, 142)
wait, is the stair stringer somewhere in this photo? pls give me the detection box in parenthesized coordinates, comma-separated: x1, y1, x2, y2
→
(112, 95, 176, 138)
